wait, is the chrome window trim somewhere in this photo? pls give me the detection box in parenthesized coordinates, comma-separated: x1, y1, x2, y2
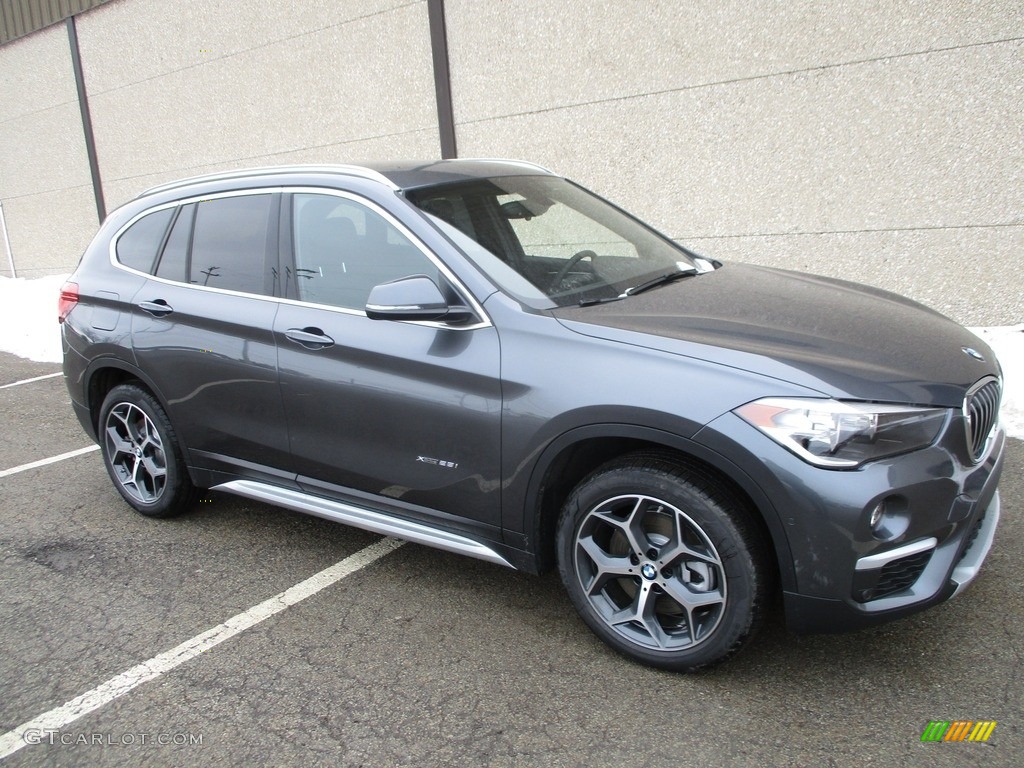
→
(108, 189, 279, 297)
(108, 187, 493, 332)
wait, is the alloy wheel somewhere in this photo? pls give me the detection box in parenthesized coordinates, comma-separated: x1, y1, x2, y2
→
(103, 402, 167, 504)
(573, 493, 727, 651)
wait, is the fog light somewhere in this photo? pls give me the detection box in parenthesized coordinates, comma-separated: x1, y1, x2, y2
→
(868, 495, 910, 541)
(870, 501, 885, 531)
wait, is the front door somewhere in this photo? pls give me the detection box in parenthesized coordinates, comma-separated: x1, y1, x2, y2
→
(274, 191, 502, 527)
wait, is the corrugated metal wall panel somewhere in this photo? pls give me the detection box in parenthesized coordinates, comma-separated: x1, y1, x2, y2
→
(0, 0, 112, 46)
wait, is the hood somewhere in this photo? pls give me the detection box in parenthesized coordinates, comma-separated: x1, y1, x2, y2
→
(553, 263, 998, 407)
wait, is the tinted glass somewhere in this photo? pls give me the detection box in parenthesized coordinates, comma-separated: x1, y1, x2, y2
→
(408, 176, 696, 307)
(154, 204, 194, 282)
(116, 208, 173, 273)
(291, 193, 439, 310)
(190, 195, 274, 294)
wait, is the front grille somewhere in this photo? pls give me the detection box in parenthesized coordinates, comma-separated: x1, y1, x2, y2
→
(871, 550, 933, 600)
(964, 378, 1000, 463)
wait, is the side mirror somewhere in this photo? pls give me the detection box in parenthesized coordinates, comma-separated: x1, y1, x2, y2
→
(365, 275, 474, 323)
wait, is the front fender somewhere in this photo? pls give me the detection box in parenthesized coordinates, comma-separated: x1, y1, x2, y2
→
(515, 421, 796, 592)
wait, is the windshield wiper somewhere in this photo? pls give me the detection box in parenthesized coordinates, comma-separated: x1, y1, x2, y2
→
(578, 294, 626, 307)
(576, 267, 699, 307)
(624, 268, 698, 297)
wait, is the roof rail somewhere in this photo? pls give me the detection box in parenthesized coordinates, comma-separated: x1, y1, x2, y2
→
(138, 164, 398, 198)
(456, 158, 555, 174)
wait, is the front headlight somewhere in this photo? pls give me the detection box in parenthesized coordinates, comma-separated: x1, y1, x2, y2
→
(734, 398, 948, 468)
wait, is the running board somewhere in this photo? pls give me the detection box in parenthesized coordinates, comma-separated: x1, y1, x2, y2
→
(213, 479, 514, 569)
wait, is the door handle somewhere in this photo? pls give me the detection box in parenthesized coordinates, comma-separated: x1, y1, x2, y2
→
(138, 300, 173, 316)
(285, 327, 335, 349)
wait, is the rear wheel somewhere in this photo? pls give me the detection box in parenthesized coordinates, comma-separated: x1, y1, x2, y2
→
(556, 453, 771, 671)
(98, 383, 196, 518)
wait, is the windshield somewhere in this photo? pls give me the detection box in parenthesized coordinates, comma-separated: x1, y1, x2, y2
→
(406, 175, 698, 307)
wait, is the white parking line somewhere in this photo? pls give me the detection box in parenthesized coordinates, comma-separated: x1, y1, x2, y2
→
(0, 445, 101, 479)
(0, 372, 62, 389)
(0, 536, 405, 759)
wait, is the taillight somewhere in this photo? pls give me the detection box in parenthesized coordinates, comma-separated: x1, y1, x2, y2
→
(58, 282, 79, 323)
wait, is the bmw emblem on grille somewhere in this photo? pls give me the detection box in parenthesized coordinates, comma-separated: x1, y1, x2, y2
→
(962, 346, 986, 362)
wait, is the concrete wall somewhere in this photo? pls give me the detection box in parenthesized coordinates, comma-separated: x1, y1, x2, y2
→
(77, 0, 440, 210)
(1, 0, 1021, 328)
(0, 0, 439, 278)
(0, 22, 96, 277)
(445, 0, 1024, 326)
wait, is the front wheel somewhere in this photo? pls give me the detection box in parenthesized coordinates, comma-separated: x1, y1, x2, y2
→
(556, 454, 771, 671)
(98, 383, 196, 518)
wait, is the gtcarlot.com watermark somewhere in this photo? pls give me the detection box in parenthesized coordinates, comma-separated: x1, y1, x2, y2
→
(23, 729, 202, 747)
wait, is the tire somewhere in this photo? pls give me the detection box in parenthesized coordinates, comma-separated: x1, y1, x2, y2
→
(98, 383, 196, 518)
(556, 453, 771, 672)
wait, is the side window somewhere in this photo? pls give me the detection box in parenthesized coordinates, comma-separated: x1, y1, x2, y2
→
(115, 208, 173, 273)
(189, 194, 275, 294)
(291, 193, 439, 310)
(154, 204, 194, 282)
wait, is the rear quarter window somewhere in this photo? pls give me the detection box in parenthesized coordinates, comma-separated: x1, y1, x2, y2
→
(115, 208, 174, 273)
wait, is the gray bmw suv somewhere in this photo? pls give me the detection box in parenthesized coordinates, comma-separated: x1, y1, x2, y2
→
(61, 160, 1005, 671)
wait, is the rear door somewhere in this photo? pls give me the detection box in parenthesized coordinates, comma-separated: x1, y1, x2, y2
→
(130, 191, 293, 482)
(274, 190, 502, 527)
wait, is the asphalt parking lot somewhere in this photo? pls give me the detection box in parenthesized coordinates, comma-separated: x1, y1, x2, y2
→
(0, 349, 1021, 767)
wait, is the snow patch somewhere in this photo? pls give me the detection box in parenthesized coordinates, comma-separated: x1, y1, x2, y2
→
(1, 275, 1022, 438)
(0, 274, 69, 364)
(970, 325, 1024, 439)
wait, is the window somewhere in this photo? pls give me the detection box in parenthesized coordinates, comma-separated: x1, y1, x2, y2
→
(116, 208, 173, 273)
(501, 193, 640, 261)
(291, 193, 439, 310)
(408, 176, 694, 307)
(189, 194, 275, 294)
(154, 204, 194, 282)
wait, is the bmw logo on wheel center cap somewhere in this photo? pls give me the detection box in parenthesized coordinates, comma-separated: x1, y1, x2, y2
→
(641, 563, 657, 580)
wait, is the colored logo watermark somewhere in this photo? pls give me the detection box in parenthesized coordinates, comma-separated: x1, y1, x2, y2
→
(921, 721, 996, 742)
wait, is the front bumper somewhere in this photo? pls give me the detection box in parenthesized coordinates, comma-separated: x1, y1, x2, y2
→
(950, 490, 1001, 596)
(695, 412, 1005, 635)
(783, 488, 1001, 634)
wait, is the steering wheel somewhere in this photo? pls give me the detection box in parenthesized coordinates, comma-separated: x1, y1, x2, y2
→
(549, 249, 598, 291)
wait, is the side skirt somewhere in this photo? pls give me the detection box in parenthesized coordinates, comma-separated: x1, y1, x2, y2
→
(213, 478, 515, 569)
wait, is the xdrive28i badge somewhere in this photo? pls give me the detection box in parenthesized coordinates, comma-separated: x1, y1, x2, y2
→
(416, 455, 459, 469)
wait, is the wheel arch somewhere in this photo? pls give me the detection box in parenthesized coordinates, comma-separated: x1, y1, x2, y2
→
(524, 424, 796, 592)
(83, 359, 172, 438)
